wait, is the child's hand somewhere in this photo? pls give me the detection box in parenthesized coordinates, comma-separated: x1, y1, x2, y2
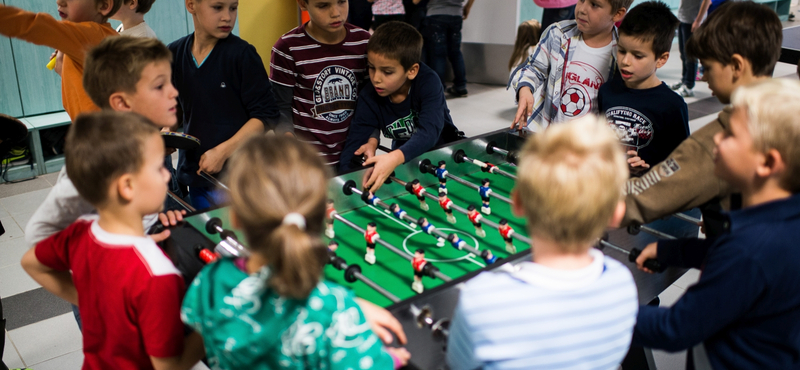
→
(198, 146, 227, 175)
(363, 150, 405, 193)
(627, 150, 650, 175)
(355, 137, 379, 163)
(149, 210, 187, 243)
(386, 347, 411, 368)
(356, 298, 408, 345)
(635, 242, 659, 273)
(511, 86, 534, 131)
(50, 50, 64, 76)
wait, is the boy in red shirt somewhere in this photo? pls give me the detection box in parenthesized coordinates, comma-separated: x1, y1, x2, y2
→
(21, 112, 203, 370)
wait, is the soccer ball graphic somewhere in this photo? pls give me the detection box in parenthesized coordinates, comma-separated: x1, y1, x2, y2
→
(561, 87, 586, 117)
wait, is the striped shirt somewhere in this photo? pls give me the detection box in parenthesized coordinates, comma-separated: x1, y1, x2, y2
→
(372, 0, 405, 15)
(270, 23, 369, 166)
(447, 249, 638, 370)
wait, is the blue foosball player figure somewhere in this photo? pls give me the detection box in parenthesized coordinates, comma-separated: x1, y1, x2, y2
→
(435, 161, 448, 194)
(479, 178, 492, 214)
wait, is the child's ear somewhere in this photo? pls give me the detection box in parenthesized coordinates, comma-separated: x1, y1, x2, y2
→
(608, 200, 626, 228)
(757, 148, 786, 179)
(612, 7, 626, 24)
(729, 54, 751, 80)
(109, 92, 133, 112)
(655, 52, 670, 69)
(407, 63, 420, 80)
(128, 0, 139, 11)
(97, 0, 115, 17)
(295, 0, 309, 11)
(116, 174, 135, 203)
(186, 0, 197, 14)
(511, 190, 524, 217)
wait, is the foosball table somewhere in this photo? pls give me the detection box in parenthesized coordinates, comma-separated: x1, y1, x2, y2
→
(162, 129, 701, 370)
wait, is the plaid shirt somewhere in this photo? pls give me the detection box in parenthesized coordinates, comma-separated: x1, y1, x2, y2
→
(508, 20, 618, 131)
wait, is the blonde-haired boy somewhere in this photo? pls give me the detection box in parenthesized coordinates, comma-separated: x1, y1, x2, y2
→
(447, 115, 638, 370)
(633, 78, 800, 369)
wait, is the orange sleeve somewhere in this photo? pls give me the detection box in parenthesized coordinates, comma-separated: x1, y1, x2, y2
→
(0, 5, 116, 63)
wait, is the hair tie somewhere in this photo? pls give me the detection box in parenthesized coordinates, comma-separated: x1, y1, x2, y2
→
(282, 212, 306, 230)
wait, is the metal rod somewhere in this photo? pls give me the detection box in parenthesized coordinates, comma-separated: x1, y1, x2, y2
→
(390, 177, 532, 245)
(349, 185, 504, 262)
(672, 212, 702, 225)
(641, 225, 677, 240)
(462, 154, 517, 180)
(167, 190, 195, 212)
(333, 213, 453, 282)
(353, 271, 400, 303)
(598, 239, 628, 255)
(199, 171, 229, 191)
(491, 146, 509, 156)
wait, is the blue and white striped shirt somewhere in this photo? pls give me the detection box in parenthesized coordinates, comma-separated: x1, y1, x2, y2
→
(447, 249, 638, 370)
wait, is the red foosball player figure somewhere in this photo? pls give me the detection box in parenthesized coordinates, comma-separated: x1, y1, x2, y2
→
(411, 249, 427, 294)
(438, 192, 457, 224)
(325, 199, 337, 238)
(466, 205, 486, 238)
(410, 179, 429, 211)
(498, 218, 516, 253)
(364, 222, 380, 264)
(418, 217, 446, 247)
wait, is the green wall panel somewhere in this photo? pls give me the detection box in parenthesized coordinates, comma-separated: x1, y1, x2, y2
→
(0, 36, 24, 117)
(5, 0, 64, 116)
(145, 0, 193, 45)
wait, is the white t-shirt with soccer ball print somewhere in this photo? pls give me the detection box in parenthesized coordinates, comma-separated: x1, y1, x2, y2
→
(556, 37, 613, 123)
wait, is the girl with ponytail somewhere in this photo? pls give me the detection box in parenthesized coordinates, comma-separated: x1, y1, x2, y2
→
(180, 136, 410, 369)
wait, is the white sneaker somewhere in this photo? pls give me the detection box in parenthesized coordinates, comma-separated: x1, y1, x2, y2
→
(670, 82, 684, 90)
(675, 85, 694, 97)
(506, 244, 517, 254)
(412, 281, 424, 294)
(325, 228, 334, 239)
(365, 253, 376, 265)
(447, 214, 457, 224)
(476, 228, 486, 238)
(481, 206, 491, 215)
(420, 202, 429, 211)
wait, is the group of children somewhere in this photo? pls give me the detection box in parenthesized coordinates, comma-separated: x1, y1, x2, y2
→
(1, 0, 799, 368)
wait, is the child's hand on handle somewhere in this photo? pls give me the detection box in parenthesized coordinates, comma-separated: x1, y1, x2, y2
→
(355, 137, 379, 163)
(198, 146, 228, 175)
(511, 86, 534, 132)
(363, 150, 405, 194)
(150, 210, 187, 243)
(356, 298, 408, 345)
(635, 242, 659, 274)
(627, 150, 650, 175)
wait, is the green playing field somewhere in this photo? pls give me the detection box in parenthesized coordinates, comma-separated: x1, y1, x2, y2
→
(184, 163, 529, 308)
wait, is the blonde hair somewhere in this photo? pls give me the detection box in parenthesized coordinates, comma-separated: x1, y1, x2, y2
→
(226, 137, 331, 299)
(730, 78, 800, 193)
(508, 20, 542, 71)
(515, 115, 628, 251)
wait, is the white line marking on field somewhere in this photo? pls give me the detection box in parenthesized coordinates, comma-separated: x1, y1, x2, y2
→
(368, 205, 415, 231)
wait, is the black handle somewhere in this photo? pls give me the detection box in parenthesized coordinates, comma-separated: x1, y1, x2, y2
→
(629, 248, 666, 273)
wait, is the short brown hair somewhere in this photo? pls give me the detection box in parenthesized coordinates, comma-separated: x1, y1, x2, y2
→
(84, 36, 172, 109)
(731, 79, 800, 194)
(368, 21, 423, 71)
(123, 0, 156, 14)
(227, 137, 331, 299)
(607, 0, 634, 14)
(65, 111, 159, 207)
(618, 1, 678, 56)
(686, 1, 782, 77)
(515, 115, 628, 252)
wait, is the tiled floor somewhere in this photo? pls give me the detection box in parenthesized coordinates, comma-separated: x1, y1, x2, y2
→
(1, 36, 799, 368)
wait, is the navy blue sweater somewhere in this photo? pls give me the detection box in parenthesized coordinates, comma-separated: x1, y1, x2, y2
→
(169, 34, 278, 187)
(634, 194, 800, 370)
(339, 63, 456, 172)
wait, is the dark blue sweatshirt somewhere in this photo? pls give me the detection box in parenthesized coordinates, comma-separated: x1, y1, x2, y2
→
(169, 34, 278, 187)
(339, 63, 456, 172)
(633, 194, 800, 370)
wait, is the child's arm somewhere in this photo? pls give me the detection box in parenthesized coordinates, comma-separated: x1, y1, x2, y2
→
(198, 46, 279, 174)
(0, 5, 113, 64)
(20, 248, 78, 305)
(272, 84, 295, 136)
(692, 0, 711, 32)
(269, 37, 299, 136)
(24, 170, 95, 247)
(150, 331, 205, 370)
(509, 23, 556, 130)
(339, 91, 382, 173)
(363, 80, 446, 192)
(446, 301, 482, 370)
